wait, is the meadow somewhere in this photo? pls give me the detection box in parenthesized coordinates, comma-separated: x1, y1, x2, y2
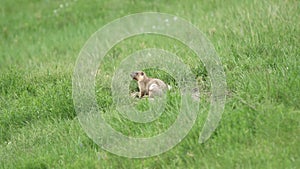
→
(0, 0, 299, 168)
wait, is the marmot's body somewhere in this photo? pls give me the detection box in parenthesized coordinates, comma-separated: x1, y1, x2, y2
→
(130, 71, 168, 98)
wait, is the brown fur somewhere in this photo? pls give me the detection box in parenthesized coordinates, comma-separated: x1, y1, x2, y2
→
(130, 71, 168, 98)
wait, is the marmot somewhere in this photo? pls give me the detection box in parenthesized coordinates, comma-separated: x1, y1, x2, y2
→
(130, 71, 169, 98)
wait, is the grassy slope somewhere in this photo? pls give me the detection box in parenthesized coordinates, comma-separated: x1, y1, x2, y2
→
(0, 0, 299, 168)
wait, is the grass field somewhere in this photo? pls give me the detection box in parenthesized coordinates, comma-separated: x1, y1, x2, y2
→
(1, 0, 299, 168)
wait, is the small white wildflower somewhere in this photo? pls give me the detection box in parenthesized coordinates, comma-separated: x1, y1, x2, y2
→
(173, 16, 178, 21)
(60, 4, 64, 8)
(152, 25, 156, 29)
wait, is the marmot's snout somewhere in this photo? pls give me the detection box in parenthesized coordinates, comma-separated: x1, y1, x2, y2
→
(130, 71, 144, 81)
(130, 72, 137, 79)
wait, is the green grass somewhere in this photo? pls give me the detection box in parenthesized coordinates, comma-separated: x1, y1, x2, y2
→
(1, 0, 299, 168)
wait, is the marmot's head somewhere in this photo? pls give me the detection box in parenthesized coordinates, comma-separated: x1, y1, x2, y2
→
(130, 71, 146, 82)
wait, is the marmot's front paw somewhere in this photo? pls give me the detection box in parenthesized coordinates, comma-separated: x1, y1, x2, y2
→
(130, 92, 139, 98)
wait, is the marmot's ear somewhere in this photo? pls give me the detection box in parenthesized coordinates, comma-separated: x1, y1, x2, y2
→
(141, 72, 144, 76)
